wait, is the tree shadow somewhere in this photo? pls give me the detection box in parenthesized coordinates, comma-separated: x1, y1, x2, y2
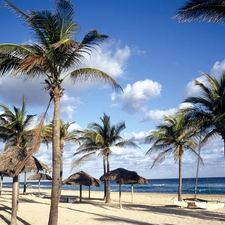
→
(56, 198, 225, 224)
(0, 204, 31, 225)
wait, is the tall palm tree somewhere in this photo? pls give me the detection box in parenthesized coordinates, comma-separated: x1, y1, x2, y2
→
(42, 120, 79, 195)
(73, 113, 138, 203)
(182, 72, 225, 156)
(145, 113, 198, 201)
(0, 96, 36, 225)
(0, 1, 122, 224)
(174, 0, 225, 24)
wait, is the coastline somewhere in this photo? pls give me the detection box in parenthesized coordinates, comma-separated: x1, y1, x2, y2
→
(0, 188, 225, 225)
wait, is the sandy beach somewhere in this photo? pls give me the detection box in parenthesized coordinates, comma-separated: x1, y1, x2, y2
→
(0, 188, 225, 225)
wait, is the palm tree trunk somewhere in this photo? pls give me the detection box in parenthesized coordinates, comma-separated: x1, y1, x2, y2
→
(105, 154, 111, 203)
(79, 184, 82, 202)
(48, 87, 61, 225)
(23, 172, 27, 194)
(103, 156, 107, 200)
(11, 175, 19, 225)
(59, 147, 63, 199)
(178, 156, 183, 201)
(0, 175, 3, 196)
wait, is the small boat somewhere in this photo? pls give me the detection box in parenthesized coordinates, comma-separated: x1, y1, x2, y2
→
(174, 198, 225, 209)
(174, 200, 188, 208)
(195, 201, 224, 209)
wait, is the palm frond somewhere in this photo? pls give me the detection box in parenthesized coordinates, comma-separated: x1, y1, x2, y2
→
(174, 0, 225, 24)
(68, 68, 123, 92)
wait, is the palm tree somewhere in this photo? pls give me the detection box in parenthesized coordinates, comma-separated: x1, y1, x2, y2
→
(182, 72, 225, 156)
(0, 1, 122, 224)
(0, 96, 36, 149)
(174, 0, 225, 24)
(145, 113, 198, 201)
(0, 96, 36, 225)
(73, 113, 138, 203)
(42, 120, 79, 195)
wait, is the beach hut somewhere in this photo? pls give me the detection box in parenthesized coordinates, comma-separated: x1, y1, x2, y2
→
(100, 167, 148, 208)
(28, 173, 52, 197)
(63, 170, 101, 202)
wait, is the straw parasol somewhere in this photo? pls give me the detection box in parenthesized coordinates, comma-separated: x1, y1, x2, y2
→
(28, 173, 52, 197)
(0, 147, 51, 224)
(0, 147, 51, 176)
(100, 167, 148, 208)
(63, 170, 101, 202)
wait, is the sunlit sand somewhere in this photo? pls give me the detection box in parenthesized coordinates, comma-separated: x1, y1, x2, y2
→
(0, 188, 225, 225)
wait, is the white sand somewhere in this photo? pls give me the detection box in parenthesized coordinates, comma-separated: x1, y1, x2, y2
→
(0, 188, 225, 225)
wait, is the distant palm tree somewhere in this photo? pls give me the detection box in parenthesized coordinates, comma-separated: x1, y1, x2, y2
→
(182, 72, 225, 156)
(0, 1, 122, 224)
(145, 113, 198, 201)
(73, 113, 138, 203)
(42, 120, 79, 194)
(0, 96, 36, 150)
(0, 96, 36, 224)
(174, 0, 225, 24)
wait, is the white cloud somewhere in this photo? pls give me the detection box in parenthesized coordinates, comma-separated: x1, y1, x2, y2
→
(140, 102, 192, 123)
(123, 131, 150, 145)
(111, 79, 162, 114)
(60, 94, 83, 119)
(81, 44, 131, 78)
(184, 59, 225, 99)
(210, 59, 225, 78)
(141, 108, 177, 123)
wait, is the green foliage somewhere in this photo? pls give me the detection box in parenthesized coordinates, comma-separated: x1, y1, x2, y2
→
(183, 72, 225, 146)
(73, 112, 139, 167)
(145, 113, 198, 168)
(0, 96, 36, 150)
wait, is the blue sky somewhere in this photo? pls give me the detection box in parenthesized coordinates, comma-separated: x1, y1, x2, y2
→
(1, 0, 225, 181)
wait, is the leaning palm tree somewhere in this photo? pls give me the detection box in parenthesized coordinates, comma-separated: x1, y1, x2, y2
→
(145, 113, 199, 201)
(73, 113, 138, 203)
(174, 0, 225, 24)
(0, 1, 122, 224)
(182, 72, 225, 157)
(42, 120, 79, 192)
(0, 96, 36, 224)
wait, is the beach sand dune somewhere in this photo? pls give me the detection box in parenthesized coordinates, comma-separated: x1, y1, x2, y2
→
(0, 188, 225, 224)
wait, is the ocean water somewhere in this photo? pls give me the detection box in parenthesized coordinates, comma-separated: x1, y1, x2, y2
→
(2, 177, 225, 195)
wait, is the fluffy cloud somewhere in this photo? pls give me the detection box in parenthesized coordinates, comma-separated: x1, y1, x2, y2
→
(81, 44, 131, 78)
(60, 94, 83, 120)
(127, 131, 151, 145)
(111, 79, 162, 114)
(211, 59, 225, 78)
(184, 59, 225, 99)
(141, 103, 192, 123)
(141, 108, 177, 123)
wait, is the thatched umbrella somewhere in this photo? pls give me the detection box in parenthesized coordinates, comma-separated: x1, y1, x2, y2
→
(28, 173, 52, 197)
(0, 147, 51, 175)
(63, 170, 101, 202)
(100, 168, 148, 208)
(0, 147, 51, 224)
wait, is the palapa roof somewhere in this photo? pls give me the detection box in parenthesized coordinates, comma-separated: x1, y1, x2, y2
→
(63, 170, 101, 187)
(0, 147, 51, 177)
(100, 167, 148, 185)
(28, 173, 52, 181)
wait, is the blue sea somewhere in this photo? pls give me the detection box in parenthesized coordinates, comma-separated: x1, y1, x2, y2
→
(3, 177, 225, 195)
